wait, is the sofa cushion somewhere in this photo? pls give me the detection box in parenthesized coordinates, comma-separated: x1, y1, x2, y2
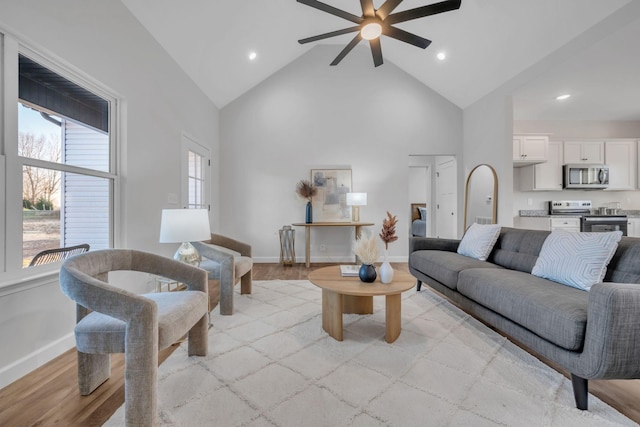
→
(409, 250, 502, 290)
(488, 227, 550, 273)
(603, 236, 640, 284)
(531, 230, 622, 291)
(458, 268, 589, 351)
(457, 223, 501, 261)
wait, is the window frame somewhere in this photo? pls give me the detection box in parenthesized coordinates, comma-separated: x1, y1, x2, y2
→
(181, 132, 210, 211)
(1, 36, 120, 283)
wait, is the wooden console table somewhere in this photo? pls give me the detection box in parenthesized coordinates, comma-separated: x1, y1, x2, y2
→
(292, 222, 374, 268)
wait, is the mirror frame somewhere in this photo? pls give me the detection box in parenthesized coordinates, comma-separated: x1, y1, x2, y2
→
(463, 164, 498, 230)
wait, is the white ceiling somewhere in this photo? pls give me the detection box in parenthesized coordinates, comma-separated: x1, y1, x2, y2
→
(121, 0, 640, 120)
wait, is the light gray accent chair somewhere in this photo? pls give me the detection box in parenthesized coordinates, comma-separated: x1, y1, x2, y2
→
(192, 233, 253, 315)
(59, 249, 209, 427)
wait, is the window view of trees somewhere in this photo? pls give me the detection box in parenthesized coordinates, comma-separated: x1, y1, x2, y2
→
(20, 131, 62, 210)
(19, 105, 64, 266)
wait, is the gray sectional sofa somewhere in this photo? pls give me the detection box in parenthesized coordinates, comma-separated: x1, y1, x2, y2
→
(409, 227, 640, 410)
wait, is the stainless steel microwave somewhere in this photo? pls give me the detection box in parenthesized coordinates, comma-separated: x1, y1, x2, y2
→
(563, 164, 609, 189)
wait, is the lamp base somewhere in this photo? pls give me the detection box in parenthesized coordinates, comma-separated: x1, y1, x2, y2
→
(174, 242, 201, 266)
(352, 206, 361, 223)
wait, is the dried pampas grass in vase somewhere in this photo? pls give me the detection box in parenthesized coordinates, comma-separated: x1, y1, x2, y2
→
(296, 179, 317, 223)
(353, 233, 380, 283)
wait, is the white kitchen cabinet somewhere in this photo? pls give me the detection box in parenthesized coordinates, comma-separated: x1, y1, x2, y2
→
(519, 141, 563, 191)
(514, 216, 580, 232)
(563, 141, 604, 164)
(628, 218, 640, 238)
(605, 139, 636, 190)
(550, 217, 581, 233)
(513, 135, 548, 166)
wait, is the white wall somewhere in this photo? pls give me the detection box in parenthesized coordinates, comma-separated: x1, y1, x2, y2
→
(513, 120, 640, 214)
(0, 0, 219, 388)
(220, 45, 462, 263)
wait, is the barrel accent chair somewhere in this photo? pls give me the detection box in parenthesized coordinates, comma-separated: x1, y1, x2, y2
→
(59, 249, 209, 427)
(193, 233, 253, 315)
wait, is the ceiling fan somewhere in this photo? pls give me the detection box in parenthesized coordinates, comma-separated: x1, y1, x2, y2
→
(297, 0, 462, 67)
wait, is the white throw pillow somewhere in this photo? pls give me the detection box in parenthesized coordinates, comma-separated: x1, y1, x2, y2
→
(457, 223, 501, 261)
(531, 230, 622, 291)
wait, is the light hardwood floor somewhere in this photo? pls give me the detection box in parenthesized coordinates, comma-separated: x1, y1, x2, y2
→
(0, 262, 638, 426)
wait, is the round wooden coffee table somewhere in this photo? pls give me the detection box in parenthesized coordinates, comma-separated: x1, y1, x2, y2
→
(308, 265, 415, 343)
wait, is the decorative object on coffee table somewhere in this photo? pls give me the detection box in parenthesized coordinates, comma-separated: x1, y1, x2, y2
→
(295, 179, 317, 224)
(379, 211, 398, 284)
(353, 233, 379, 283)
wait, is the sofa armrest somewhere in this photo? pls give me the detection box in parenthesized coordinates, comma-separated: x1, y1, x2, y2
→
(409, 237, 460, 253)
(207, 234, 252, 257)
(582, 282, 640, 379)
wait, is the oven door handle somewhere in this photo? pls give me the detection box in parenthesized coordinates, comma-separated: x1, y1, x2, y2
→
(582, 217, 626, 223)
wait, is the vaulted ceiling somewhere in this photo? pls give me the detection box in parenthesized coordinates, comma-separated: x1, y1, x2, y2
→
(121, 0, 640, 120)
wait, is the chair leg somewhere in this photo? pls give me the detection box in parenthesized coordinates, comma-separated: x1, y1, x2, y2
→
(220, 279, 234, 315)
(416, 280, 422, 291)
(77, 351, 111, 395)
(188, 314, 209, 356)
(125, 338, 158, 426)
(240, 272, 252, 295)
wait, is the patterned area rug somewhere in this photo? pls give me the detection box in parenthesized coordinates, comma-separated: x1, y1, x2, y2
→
(106, 280, 637, 426)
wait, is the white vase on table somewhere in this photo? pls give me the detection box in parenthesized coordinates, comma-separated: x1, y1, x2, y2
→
(379, 249, 394, 284)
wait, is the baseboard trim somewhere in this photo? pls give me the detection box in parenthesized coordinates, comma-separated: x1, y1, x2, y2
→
(0, 332, 75, 390)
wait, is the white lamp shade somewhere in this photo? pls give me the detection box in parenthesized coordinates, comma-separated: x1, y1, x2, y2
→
(346, 193, 367, 206)
(159, 209, 211, 243)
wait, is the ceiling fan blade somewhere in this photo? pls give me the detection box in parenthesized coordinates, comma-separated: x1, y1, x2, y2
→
(330, 34, 363, 66)
(376, 0, 403, 20)
(360, 0, 375, 18)
(386, 0, 461, 25)
(384, 26, 431, 49)
(297, 0, 363, 24)
(298, 26, 361, 44)
(369, 38, 383, 67)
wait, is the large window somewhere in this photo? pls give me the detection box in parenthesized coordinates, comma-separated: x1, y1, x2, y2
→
(2, 49, 117, 271)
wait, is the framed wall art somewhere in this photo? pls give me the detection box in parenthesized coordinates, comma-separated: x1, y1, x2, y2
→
(310, 169, 352, 222)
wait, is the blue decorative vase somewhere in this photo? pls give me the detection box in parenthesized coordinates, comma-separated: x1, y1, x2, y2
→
(305, 201, 313, 224)
(359, 264, 377, 283)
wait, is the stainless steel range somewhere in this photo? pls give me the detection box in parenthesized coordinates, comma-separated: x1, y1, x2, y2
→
(549, 200, 627, 235)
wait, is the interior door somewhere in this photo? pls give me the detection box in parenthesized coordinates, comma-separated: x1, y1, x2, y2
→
(436, 157, 457, 238)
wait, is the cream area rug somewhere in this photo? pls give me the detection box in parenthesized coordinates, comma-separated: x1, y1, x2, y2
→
(106, 280, 637, 427)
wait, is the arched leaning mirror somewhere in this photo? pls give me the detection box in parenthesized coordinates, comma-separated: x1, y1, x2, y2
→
(464, 164, 498, 230)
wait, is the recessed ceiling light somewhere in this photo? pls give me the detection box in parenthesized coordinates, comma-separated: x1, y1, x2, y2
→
(556, 94, 571, 100)
(248, 52, 257, 61)
(436, 52, 446, 61)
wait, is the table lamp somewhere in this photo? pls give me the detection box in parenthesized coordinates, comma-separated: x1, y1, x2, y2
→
(346, 192, 367, 222)
(159, 208, 211, 266)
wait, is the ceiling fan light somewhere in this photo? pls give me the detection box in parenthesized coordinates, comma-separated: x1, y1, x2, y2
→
(361, 22, 382, 40)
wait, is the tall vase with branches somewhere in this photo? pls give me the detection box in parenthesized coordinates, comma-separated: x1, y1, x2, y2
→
(296, 180, 317, 224)
(379, 211, 398, 283)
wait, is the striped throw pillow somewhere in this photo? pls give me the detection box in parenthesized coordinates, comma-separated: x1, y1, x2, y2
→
(531, 230, 622, 291)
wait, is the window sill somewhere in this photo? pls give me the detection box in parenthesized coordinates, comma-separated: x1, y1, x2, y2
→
(0, 265, 60, 296)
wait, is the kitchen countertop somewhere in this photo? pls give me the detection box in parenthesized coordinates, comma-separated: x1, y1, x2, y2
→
(519, 210, 640, 218)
